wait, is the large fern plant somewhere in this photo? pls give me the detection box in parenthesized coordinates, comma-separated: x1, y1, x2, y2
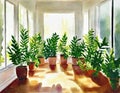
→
(7, 27, 29, 66)
(84, 29, 109, 75)
(7, 36, 22, 65)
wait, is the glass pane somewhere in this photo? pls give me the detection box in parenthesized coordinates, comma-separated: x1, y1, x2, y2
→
(44, 13, 75, 44)
(0, 0, 5, 69)
(6, 1, 15, 65)
(99, 1, 111, 45)
(114, 0, 120, 58)
(28, 11, 34, 37)
(19, 4, 27, 29)
(88, 8, 95, 29)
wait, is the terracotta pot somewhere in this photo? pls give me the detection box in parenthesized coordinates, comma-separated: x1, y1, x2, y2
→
(60, 55, 67, 65)
(48, 57, 56, 70)
(84, 70, 95, 77)
(49, 64, 56, 70)
(39, 57, 45, 66)
(85, 70, 110, 86)
(16, 66, 27, 80)
(60, 55, 68, 69)
(29, 71, 35, 76)
(72, 64, 83, 75)
(92, 71, 110, 86)
(61, 64, 68, 70)
(29, 62, 35, 71)
(72, 57, 78, 65)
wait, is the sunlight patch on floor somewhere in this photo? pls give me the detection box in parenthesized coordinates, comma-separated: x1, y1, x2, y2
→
(41, 72, 82, 92)
(76, 75, 99, 88)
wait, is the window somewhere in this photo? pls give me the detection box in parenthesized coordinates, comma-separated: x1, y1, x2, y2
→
(19, 4, 28, 29)
(83, 12, 88, 35)
(44, 13, 75, 44)
(114, 0, 120, 58)
(0, 0, 4, 69)
(6, 1, 15, 65)
(19, 5, 34, 38)
(0, 2, 32, 69)
(99, 1, 111, 45)
(28, 11, 34, 37)
(88, 7, 96, 29)
(0, 1, 15, 69)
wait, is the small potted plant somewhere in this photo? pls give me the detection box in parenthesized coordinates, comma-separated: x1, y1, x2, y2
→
(58, 33, 69, 69)
(28, 33, 43, 71)
(36, 34, 45, 66)
(69, 36, 85, 65)
(69, 36, 86, 75)
(44, 33, 59, 70)
(7, 26, 29, 80)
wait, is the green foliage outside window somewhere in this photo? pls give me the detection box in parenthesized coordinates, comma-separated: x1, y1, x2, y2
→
(0, 1, 4, 64)
(115, 9, 120, 58)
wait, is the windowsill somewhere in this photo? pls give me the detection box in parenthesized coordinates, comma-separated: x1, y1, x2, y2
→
(0, 64, 16, 92)
(0, 64, 15, 73)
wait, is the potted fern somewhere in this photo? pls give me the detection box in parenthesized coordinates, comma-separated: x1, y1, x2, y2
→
(36, 33, 45, 66)
(7, 27, 29, 80)
(69, 36, 86, 75)
(28, 33, 43, 71)
(69, 36, 85, 65)
(44, 33, 59, 70)
(58, 33, 69, 69)
(102, 50, 120, 91)
(83, 29, 109, 76)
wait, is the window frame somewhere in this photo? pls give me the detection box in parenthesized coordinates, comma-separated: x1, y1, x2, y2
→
(0, 0, 16, 70)
(98, 0, 112, 47)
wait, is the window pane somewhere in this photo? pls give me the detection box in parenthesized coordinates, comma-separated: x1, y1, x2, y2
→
(44, 13, 75, 44)
(28, 11, 34, 37)
(114, 0, 120, 58)
(99, 1, 111, 45)
(88, 8, 96, 29)
(19, 4, 27, 29)
(6, 1, 15, 65)
(0, 0, 5, 69)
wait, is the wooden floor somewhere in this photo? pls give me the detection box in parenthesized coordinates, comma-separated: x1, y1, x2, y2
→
(1, 63, 120, 93)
